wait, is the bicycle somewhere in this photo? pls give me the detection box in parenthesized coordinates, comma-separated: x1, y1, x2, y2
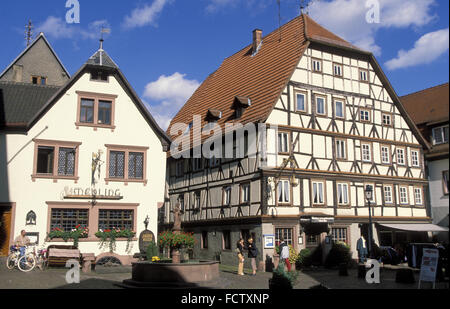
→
(6, 245, 37, 272)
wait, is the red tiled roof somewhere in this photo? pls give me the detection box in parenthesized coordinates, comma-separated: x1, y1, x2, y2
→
(401, 83, 449, 126)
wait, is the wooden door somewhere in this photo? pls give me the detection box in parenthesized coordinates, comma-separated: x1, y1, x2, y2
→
(0, 208, 12, 256)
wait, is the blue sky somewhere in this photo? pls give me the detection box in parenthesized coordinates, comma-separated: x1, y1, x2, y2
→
(0, 0, 448, 129)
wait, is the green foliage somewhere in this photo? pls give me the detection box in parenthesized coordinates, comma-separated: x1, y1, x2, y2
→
(146, 241, 159, 261)
(325, 241, 352, 268)
(158, 231, 195, 249)
(309, 244, 323, 266)
(47, 225, 88, 247)
(270, 262, 299, 290)
(95, 228, 136, 252)
(296, 248, 312, 269)
(288, 245, 299, 265)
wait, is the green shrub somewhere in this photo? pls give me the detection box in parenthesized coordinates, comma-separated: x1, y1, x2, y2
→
(269, 262, 299, 290)
(146, 241, 159, 261)
(296, 249, 312, 269)
(310, 244, 323, 266)
(325, 242, 352, 268)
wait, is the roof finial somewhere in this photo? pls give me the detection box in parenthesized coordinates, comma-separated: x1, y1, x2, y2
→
(300, 0, 313, 15)
(99, 26, 110, 50)
(25, 19, 34, 46)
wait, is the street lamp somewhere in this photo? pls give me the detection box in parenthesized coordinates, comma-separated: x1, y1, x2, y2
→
(365, 185, 374, 258)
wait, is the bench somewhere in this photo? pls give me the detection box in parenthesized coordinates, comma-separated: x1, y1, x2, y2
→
(46, 245, 81, 267)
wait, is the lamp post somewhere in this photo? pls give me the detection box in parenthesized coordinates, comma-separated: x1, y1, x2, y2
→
(365, 185, 374, 258)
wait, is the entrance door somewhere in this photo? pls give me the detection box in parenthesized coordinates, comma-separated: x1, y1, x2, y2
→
(0, 207, 12, 256)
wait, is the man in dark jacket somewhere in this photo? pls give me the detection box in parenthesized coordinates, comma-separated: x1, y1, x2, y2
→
(247, 238, 258, 275)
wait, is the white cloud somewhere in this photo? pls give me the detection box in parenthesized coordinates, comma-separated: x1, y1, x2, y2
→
(36, 16, 110, 40)
(123, 0, 172, 29)
(205, 0, 271, 14)
(308, 0, 437, 56)
(143, 73, 200, 130)
(385, 28, 449, 70)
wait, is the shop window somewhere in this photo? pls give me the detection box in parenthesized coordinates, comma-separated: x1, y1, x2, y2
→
(275, 228, 293, 246)
(331, 228, 348, 244)
(306, 234, 319, 246)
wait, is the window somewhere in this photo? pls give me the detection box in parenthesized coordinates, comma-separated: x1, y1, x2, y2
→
(31, 76, 46, 85)
(443, 171, 449, 195)
(333, 63, 343, 77)
(362, 143, 372, 162)
(106, 145, 148, 184)
(312, 58, 322, 72)
(50, 209, 88, 232)
(275, 228, 293, 246)
(176, 161, 184, 177)
(381, 146, 391, 164)
(57, 148, 76, 176)
(382, 113, 392, 126)
(360, 108, 371, 122)
(414, 188, 423, 205)
(223, 187, 232, 206)
(99, 210, 134, 230)
(90, 71, 109, 82)
(223, 230, 231, 250)
(33, 140, 81, 181)
(359, 69, 369, 82)
(411, 150, 420, 167)
(277, 180, 290, 204)
(315, 96, 326, 116)
(384, 185, 393, 204)
(194, 191, 201, 209)
(432, 125, 449, 145)
(334, 100, 344, 118)
(331, 228, 348, 244)
(76, 92, 117, 129)
(98, 101, 112, 125)
(306, 234, 319, 246)
(399, 186, 409, 205)
(109, 151, 125, 178)
(336, 139, 347, 160)
(337, 183, 349, 206)
(37, 146, 54, 175)
(40, 77, 47, 85)
(128, 152, 144, 179)
(312, 181, 325, 205)
(295, 92, 307, 112)
(278, 132, 289, 153)
(241, 183, 250, 204)
(32, 76, 38, 84)
(192, 158, 203, 171)
(80, 99, 94, 123)
(396, 148, 405, 165)
(201, 231, 208, 249)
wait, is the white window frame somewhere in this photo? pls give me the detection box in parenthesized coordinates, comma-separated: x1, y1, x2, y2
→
(359, 69, 369, 82)
(223, 186, 232, 206)
(399, 186, 409, 205)
(277, 180, 291, 204)
(382, 113, 392, 126)
(360, 109, 371, 122)
(241, 183, 250, 204)
(278, 132, 289, 153)
(396, 148, 405, 165)
(381, 146, 391, 164)
(315, 95, 326, 116)
(312, 181, 325, 205)
(432, 125, 449, 145)
(336, 139, 347, 160)
(312, 58, 322, 72)
(411, 150, 420, 167)
(333, 63, 343, 77)
(383, 185, 393, 204)
(295, 91, 307, 113)
(414, 187, 423, 206)
(361, 143, 372, 162)
(334, 99, 345, 119)
(337, 183, 350, 206)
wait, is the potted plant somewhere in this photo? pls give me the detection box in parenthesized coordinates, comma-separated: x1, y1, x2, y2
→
(158, 231, 195, 263)
(47, 225, 89, 247)
(95, 228, 135, 253)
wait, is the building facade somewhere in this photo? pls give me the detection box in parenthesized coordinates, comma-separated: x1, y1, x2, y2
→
(0, 37, 170, 263)
(402, 83, 449, 242)
(161, 14, 432, 269)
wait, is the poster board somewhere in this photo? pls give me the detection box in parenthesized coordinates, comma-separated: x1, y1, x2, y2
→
(418, 248, 439, 289)
(263, 235, 275, 249)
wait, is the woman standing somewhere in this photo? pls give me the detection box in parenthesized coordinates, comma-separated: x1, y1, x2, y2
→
(247, 238, 258, 276)
(236, 238, 245, 276)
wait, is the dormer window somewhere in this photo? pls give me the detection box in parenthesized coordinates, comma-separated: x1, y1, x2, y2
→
(90, 70, 109, 82)
(207, 109, 222, 122)
(234, 96, 251, 119)
(32, 76, 47, 85)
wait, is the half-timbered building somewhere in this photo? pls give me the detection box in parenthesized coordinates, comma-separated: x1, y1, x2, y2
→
(162, 14, 432, 269)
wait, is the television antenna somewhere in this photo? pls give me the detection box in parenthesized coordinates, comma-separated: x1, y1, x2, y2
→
(25, 20, 33, 46)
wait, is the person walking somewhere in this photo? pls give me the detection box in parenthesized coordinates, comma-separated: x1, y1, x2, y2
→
(247, 238, 258, 276)
(236, 238, 245, 275)
(279, 237, 291, 272)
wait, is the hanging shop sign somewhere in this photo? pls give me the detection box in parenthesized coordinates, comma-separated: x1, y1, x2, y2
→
(300, 216, 335, 224)
(61, 186, 123, 200)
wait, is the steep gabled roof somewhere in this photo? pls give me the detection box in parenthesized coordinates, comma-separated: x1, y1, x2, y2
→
(400, 83, 449, 126)
(0, 33, 70, 80)
(0, 81, 60, 128)
(167, 14, 429, 150)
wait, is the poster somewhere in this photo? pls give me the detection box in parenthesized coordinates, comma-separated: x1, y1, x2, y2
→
(263, 235, 275, 249)
(419, 248, 439, 283)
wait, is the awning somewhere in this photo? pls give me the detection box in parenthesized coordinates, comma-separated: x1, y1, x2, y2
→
(378, 223, 449, 232)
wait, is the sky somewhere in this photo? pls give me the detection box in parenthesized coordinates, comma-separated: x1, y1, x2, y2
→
(0, 0, 448, 130)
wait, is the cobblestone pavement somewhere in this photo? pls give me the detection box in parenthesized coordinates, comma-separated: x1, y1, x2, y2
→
(0, 257, 447, 289)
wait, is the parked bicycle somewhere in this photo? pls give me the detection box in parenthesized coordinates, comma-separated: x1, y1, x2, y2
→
(6, 245, 45, 272)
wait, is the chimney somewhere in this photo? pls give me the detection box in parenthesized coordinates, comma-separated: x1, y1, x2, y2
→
(252, 29, 263, 53)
